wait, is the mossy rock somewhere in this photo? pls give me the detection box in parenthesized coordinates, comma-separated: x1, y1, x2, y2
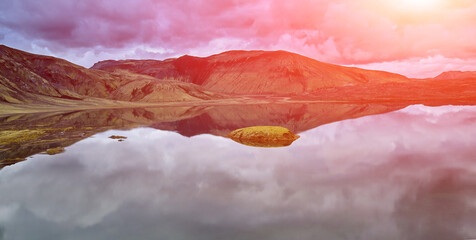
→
(46, 147, 65, 155)
(228, 126, 300, 148)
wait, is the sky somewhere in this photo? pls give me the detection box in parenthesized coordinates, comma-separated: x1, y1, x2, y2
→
(1, 0, 476, 78)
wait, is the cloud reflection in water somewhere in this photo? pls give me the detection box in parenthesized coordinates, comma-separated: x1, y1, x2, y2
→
(1, 105, 476, 240)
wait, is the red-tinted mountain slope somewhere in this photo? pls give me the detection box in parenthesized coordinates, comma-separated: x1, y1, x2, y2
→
(92, 50, 409, 95)
(434, 71, 476, 80)
(0, 45, 219, 104)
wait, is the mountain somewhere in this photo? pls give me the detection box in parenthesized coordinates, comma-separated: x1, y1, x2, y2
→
(0, 45, 220, 105)
(92, 50, 476, 103)
(92, 50, 409, 95)
(2, 45, 476, 114)
(434, 71, 476, 80)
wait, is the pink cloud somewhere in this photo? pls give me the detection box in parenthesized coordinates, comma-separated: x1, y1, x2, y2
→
(1, 0, 476, 77)
(351, 55, 476, 78)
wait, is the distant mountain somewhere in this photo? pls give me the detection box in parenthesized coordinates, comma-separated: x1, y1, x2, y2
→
(0, 45, 219, 105)
(434, 71, 476, 80)
(2, 45, 476, 112)
(92, 50, 409, 95)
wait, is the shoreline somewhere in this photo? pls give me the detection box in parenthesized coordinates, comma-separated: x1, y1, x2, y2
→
(2, 96, 476, 116)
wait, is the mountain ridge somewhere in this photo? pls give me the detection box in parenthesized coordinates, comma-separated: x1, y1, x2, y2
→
(0, 45, 221, 105)
(434, 71, 476, 80)
(2, 44, 476, 115)
(91, 49, 410, 95)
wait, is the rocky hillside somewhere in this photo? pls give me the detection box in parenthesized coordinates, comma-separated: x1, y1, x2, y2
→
(3, 45, 476, 106)
(0, 45, 219, 104)
(92, 50, 409, 95)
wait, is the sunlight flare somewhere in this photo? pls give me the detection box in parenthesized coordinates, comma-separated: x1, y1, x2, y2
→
(400, 0, 442, 9)
(394, 0, 443, 11)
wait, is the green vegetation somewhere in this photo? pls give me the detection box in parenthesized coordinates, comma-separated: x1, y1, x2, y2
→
(0, 158, 25, 163)
(0, 126, 77, 145)
(45, 147, 65, 155)
(0, 130, 47, 145)
(0, 125, 88, 166)
(35, 138, 68, 144)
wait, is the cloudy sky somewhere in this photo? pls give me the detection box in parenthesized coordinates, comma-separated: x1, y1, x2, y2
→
(1, 0, 476, 77)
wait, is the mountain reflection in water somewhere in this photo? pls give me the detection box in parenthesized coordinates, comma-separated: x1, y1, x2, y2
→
(0, 103, 405, 164)
(1, 104, 476, 239)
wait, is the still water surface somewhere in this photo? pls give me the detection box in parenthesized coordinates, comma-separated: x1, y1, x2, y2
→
(1, 104, 476, 239)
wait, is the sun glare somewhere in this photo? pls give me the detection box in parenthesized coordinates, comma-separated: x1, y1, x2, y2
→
(377, 0, 446, 20)
(399, 0, 442, 10)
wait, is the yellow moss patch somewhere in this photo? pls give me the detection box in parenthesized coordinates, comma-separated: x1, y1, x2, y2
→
(228, 126, 300, 148)
(46, 147, 65, 155)
(5, 114, 23, 122)
(35, 138, 68, 144)
(2, 95, 23, 104)
(0, 157, 26, 162)
(42, 127, 74, 132)
(0, 158, 26, 164)
(0, 130, 47, 145)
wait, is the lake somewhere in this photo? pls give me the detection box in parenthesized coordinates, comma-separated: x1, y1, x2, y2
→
(1, 103, 476, 240)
